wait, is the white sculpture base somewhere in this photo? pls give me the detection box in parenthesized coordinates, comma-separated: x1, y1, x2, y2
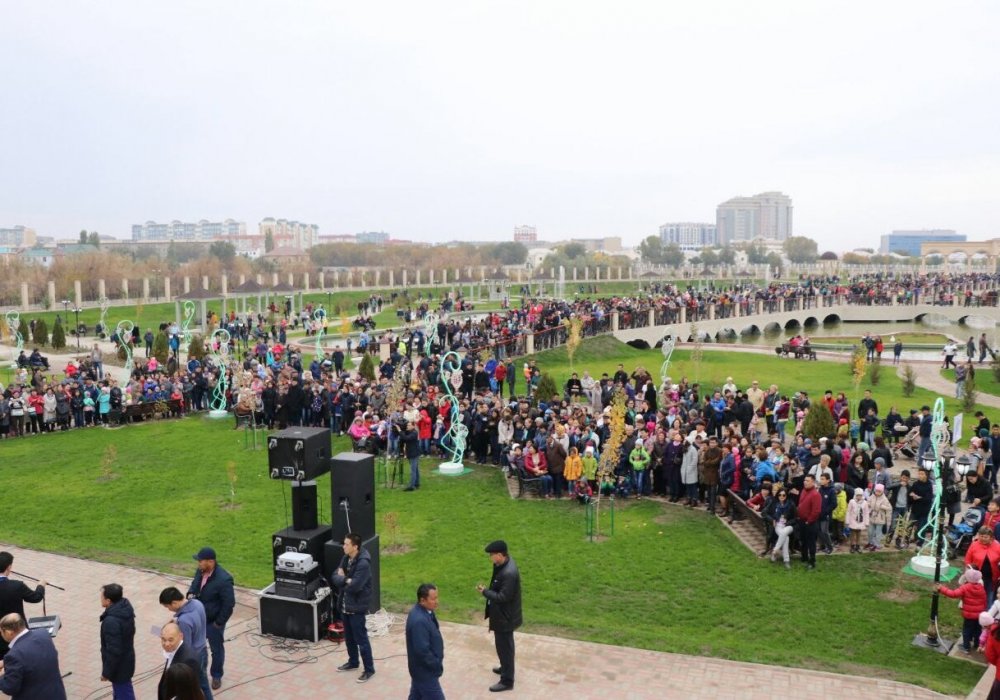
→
(208, 410, 229, 419)
(438, 462, 465, 475)
(910, 554, 942, 577)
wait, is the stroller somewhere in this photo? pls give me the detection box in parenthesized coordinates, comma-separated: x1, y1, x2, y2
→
(946, 506, 985, 555)
(891, 425, 920, 462)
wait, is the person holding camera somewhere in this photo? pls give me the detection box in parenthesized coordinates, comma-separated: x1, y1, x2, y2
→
(402, 422, 422, 492)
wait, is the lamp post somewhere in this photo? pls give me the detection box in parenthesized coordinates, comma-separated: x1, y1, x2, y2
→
(61, 299, 70, 327)
(73, 307, 82, 350)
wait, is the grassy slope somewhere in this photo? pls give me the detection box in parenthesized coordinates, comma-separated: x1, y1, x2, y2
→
(0, 396, 985, 693)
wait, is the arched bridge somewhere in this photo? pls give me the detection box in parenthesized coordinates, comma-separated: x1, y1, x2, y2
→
(612, 301, 1000, 346)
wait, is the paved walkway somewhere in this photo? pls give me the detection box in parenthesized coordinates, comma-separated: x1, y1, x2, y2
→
(0, 544, 972, 700)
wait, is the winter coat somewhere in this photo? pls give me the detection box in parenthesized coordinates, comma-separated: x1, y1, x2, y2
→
(100, 598, 136, 683)
(681, 444, 699, 485)
(846, 497, 870, 529)
(939, 582, 987, 620)
(868, 493, 892, 526)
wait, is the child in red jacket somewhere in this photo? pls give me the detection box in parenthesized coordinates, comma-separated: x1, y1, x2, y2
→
(982, 612, 1000, 699)
(939, 568, 988, 653)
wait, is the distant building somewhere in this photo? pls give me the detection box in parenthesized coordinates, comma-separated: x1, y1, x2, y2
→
(514, 225, 537, 243)
(0, 225, 37, 247)
(569, 236, 623, 253)
(317, 234, 358, 245)
(880, 229, 965, 256)
(659, 222, 716, 248)
(259, 218, 318, 250)
(716, 191, 792, 245)
(262, 246, 309, 264)
(356, 231, 390, 245)
(131, 219, 246, 242)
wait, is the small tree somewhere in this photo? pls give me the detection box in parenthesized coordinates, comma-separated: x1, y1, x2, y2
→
(152, 331, 170, 364)
(17, 318, 29, 344)
(689, 323, 704, 382)
(32, 318, 49, 346)
(963, 376, 979, 414)
(992, 353, 1000, 383)
(801, 405, 836, 442)
(565, 316, 583, 367)
(868, 359, 881, 386)
(188, 334, 206, 361)
(901, 364, 917, 397)
(51, 318, 66, 350)
(358, 352, 376, 382)
(535, 372, 558, 405)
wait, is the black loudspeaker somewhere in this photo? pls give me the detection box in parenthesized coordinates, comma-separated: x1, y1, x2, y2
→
(324, 534, 380, 614)
(272, 525, 332, 571)
(268, 427, 331, 481)
(330, 452, 376, 542)
(291, 481, 318, 531)
(259, 585, 332, 642)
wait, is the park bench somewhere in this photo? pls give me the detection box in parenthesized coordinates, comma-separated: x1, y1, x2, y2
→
(726, 489, 768, 540)
(118, 399, 183, 424)
(515, 465, 544, 498)
(775, 343, 817, 360)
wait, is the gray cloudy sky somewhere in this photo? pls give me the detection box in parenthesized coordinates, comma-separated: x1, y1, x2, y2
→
(2, 1, 998, 250)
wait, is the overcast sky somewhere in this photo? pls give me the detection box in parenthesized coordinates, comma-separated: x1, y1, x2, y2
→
(2, 1, 998, 250)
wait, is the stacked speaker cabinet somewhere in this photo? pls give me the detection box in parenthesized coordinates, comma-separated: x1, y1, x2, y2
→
(327, 451, 380, 613)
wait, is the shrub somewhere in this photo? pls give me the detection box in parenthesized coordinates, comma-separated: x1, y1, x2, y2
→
(901, 364, 917, 397)
(17, 318, 29, 343)
(868, 359, 881, 386)
(32, 318, 48, 346)
(992, 354, 1000, 383)
(962, 376, 979, 414)
(152, 331, 170, 364)
(801, 404, 836, 442)
(188, 334, 206, 361)
(51, 319, 66, 350)
(358, 352, 376, 382)
(535, 372, 558, 404)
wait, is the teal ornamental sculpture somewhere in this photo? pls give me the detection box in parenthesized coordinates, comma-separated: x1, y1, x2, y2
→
(422, 312, 439, 356)
(438, 350, 467, 474)
(181, 300, 196, 352)
(5, 311, 23, 366)
(97, 296, 110, 337)
(208, 328, 232, 416)
(312, 309, 326, 361)
(115, 320, 135, 376)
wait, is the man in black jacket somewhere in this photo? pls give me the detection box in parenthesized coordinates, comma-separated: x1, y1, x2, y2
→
(332, 533, 375, 683)
(477, 540, 522, 693)
(158, 621, 200, 700)
(187, 547, 235, 691)
(99, 583, 136, 699)
(0, 551, 45, 660)
(402, 423, 422, 492)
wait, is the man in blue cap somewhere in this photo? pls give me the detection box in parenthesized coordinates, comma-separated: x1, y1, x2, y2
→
(476, 540, 521, 693)
(187, 547, 235, 691)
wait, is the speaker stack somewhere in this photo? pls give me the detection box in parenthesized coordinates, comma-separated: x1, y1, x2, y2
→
(259, 431, 381, 641)
(325, 451, 380, 613)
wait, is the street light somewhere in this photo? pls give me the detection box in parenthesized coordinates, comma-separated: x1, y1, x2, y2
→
(73, 307, 82, 350)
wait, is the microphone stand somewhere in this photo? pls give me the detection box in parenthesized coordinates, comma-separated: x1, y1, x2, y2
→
(11, 571, 65, 591)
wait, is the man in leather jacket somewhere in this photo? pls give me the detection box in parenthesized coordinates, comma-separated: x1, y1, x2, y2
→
(477, 540, 522, 693)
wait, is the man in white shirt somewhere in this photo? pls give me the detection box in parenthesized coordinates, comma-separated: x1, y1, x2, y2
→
(157, 622, 200, 700)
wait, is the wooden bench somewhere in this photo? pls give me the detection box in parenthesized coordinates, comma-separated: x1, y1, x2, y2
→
(515, 466, 544, 498)
(775, 343, 817, 360)
(120, 399, 183, 423)
(726, 489, 768, 540)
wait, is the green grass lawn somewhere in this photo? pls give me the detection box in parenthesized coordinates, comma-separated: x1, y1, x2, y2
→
(0, 409, 985, 694)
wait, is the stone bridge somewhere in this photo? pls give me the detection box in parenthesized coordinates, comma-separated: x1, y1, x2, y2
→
(612, 301, 1000, 346)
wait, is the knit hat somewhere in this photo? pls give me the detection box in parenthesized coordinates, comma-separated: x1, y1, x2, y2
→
(857, 442, 869, 451)
(874, 483, 885, 494)
(874, 457, 886, 466)
(980, 612, 995, 627)
(854, 488, 864, 497)
(834, 483, 844, 492)
(966, 569, 984, 585)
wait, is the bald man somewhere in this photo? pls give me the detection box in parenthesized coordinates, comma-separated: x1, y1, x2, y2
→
(0, 613, 66, 700)
(157, 622, 200, 700)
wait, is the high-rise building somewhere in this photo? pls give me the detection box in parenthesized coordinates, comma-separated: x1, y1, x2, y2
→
(513, 225, 537, 243)
(716, 191, 792, 245)
(658, 223, 716, 248)
(0, 225, 37, 247)
(259, 218, 318, 249)
(879, 229, 965, 256)
(356, 231, 390, 245)
(131, 219, 246, 241)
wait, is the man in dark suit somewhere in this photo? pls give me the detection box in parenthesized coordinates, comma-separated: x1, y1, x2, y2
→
(405, 583, 445, 700)
(0, 613, 66, 700)
(187, 547, 235, 691)
(157, 621, 199, 700)
(476, 540, 522, 693)
(0, 553, 45, 661)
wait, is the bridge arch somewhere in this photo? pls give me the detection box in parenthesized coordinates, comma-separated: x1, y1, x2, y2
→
(740, 324, 760, 336)
(784, 318, 801, 330)
(823, 313, 841, 325)
(763, 322, 782, 334)
(804, 316, 819, 328)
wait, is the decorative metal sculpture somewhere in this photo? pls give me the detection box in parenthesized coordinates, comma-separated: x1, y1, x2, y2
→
(5, 310, 23, 365)
(422, 312, 439, 356)
(97, 296, 110, 336)
(312, 309, 326, 361)
(181, 300, 196, 349)
(914, 398, 949, 553)
(115, 320, 135, 376)
(660, 335, 676, 387)
(439, 350, 466, 466)
(209, 328, 232, 414)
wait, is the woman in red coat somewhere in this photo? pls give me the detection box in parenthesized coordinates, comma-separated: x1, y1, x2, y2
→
(982, 613, 1000, 698)
(417, 409, 432, 455)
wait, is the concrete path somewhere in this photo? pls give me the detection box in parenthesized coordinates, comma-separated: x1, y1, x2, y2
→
(0, 543, 968, 700)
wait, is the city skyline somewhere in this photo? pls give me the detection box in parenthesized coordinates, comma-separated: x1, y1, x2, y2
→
(2, 2, 997, 250)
